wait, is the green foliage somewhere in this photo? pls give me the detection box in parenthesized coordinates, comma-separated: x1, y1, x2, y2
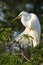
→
(0, 53, 22, 65)
(22, 34, 34, 39)
(0, 28, 12, 45)
(0, 43, 43, 65)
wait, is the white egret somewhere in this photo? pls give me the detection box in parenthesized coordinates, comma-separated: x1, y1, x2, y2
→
(12, 11, 41, 47)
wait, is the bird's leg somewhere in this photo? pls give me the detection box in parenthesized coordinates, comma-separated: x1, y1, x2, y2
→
(15, 40, 29, 61)
(20, 50, 29, 61)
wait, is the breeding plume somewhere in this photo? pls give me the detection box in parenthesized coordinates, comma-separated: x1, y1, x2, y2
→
(12, 11, 41, 47)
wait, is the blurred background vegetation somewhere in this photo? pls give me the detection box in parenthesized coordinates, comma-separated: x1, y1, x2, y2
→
(0, 0, 43, 65)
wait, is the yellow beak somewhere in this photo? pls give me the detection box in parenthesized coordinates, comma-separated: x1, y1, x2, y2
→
(11, 16, 20, 22)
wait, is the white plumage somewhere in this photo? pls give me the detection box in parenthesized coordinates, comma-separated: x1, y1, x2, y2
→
(13, 11, 41, 47)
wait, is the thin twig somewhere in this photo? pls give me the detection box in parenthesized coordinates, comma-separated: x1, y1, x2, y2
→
(15, 52, 29, 61)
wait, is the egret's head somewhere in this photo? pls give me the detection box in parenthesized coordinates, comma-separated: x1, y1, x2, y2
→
(18, 11, 29, 17)
(11, 11, 29, 22)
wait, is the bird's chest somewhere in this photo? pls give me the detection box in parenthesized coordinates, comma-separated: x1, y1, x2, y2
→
(18, 29, 35, 47)
(24, 28, 37, 39)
